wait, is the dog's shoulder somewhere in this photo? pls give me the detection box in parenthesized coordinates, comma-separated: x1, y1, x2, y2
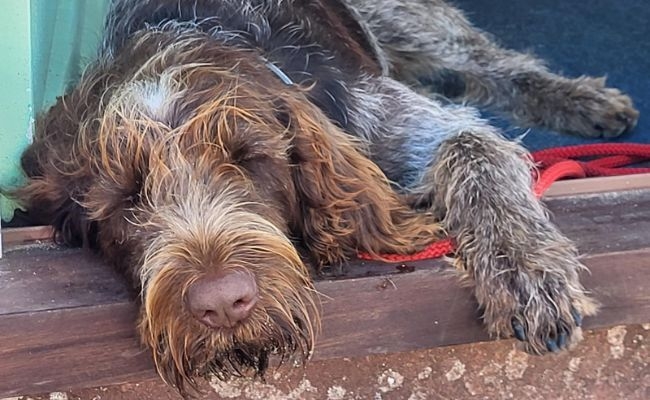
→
(103, 0, 383, 74)
(101, 0, 384, 127)
(292, 0, 386, 75)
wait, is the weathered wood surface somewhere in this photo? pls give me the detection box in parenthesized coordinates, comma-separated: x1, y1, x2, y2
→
(1, 225, 53, 248)
(1, 179, 650, 396)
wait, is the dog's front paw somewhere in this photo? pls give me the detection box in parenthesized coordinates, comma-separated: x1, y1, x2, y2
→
(557, 77, 638, 138)
(475, 249, 599, 354)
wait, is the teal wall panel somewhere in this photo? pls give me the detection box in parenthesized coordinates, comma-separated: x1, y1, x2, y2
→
(0, 0, 109, 221)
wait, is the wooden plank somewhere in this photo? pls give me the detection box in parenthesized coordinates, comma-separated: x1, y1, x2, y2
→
(543, 173, 650, 198)
(0, 304, 157, 394)
(2, 188, 648, 308)
(316, 249, 650, 359)
(0, 246, 132, 314)
(318, 188, 650, 279)
(546, 189, 650, 255)
(1, 226, 53, 248)
(2, 186, 649, 273)
(1, 247, 648, 396)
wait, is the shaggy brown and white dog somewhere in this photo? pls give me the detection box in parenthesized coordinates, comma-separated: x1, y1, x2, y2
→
(15, 0, 638, 395)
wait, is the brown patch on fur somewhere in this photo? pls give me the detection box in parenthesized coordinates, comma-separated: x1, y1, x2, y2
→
(285, 95, 442, 266)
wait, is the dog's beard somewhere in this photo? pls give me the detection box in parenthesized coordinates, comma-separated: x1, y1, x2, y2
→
(137, 219, 319, 396)
(202, 303, 314, 379)
(140, 278, 317, 397)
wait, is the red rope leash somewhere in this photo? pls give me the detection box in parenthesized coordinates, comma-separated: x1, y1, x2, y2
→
(359, 143, 650, 262)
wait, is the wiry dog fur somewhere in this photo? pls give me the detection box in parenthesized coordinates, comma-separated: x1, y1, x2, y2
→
(14, 0, 638, 396)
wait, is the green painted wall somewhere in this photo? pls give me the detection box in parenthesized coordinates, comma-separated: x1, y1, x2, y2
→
(0, 1, 32, 221)
(0, 0, 109, 221)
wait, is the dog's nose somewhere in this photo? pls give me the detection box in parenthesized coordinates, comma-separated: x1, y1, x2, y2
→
(186, 271, 258, 329)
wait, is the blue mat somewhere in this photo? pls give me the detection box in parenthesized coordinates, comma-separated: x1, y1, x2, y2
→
(452, 0, 649, 150)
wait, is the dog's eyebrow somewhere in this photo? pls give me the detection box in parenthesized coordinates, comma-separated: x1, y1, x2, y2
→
(265, 61, 294, 85)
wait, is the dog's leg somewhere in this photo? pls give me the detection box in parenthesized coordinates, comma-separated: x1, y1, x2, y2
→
(349, 76, 598, 353)
(428, 129, 599, 353)
(347, 0, 638, 137)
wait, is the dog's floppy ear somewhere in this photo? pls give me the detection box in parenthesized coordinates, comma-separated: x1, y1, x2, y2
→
(278, 95, 441, 266)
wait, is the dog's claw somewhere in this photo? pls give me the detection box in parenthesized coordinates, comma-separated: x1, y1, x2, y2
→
(546, 338, 560, 353)
(571, 307, 583, 327)
(557, 331, 568, 349)
(511, 319, 526, 341)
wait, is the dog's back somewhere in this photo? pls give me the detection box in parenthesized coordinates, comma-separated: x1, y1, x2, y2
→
(103, 0, 384, 127)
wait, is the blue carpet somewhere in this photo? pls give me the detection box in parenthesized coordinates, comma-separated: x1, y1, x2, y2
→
(452, 0, 649, 150)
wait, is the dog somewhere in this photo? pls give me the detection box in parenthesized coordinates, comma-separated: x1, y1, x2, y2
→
(14, 0, 638, 395)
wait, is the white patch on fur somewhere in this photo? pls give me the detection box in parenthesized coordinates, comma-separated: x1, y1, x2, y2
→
(129, 78, 177, 121)
(140, 81, 170, 118)
(114, 71, 185, 125)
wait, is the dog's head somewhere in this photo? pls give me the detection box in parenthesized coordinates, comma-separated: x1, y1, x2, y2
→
(82, 32, 339, 394)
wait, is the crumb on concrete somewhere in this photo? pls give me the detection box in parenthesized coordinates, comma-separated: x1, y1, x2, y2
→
(444, 359, 466, 381)
(607, 325, 627, 359)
